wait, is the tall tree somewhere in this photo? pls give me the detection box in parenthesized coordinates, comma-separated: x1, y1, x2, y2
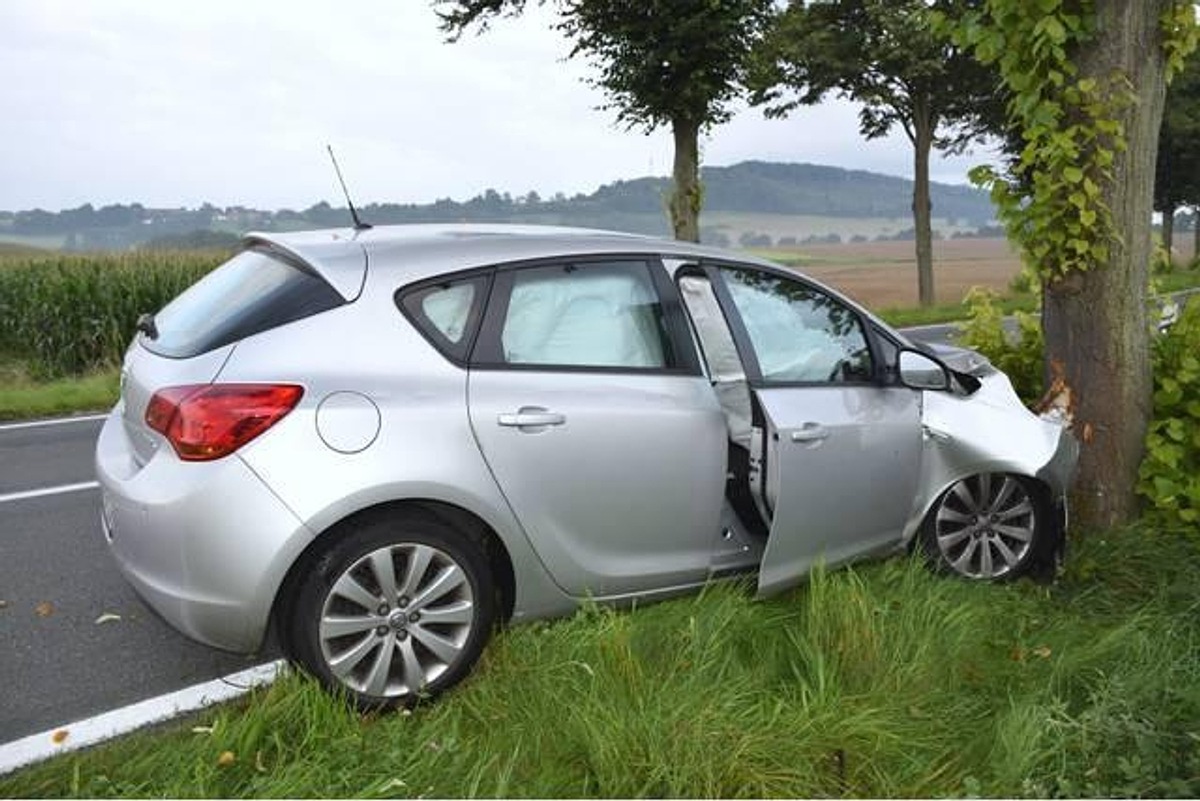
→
(749, 0, 1001, 306)
(956, 1, 1198, 528)
(1155, 51, 1200, 255)
(438, 0, 772, 242)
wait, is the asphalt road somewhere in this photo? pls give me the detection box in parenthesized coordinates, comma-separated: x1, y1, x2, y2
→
(1, 416, 277, 743)
(898, 322, 958, 347)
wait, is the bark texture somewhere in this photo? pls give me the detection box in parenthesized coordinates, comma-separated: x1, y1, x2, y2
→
(1163, 203, 1176, 254)
(1041, 0, 1169, 528)
(669, 118, 702, 243)
(911, 94, 935, 307)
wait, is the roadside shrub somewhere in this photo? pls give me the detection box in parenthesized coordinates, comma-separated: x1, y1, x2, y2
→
(1152, 241, 1176, 275)
(1137, 296, 1200, 528)
(1007, 265, 1040, 296)
(0, 250, 221, 378)
(956, 287, 1044, 403)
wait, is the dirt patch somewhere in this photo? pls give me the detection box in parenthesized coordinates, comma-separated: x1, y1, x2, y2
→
(761, 238, 1022, 309)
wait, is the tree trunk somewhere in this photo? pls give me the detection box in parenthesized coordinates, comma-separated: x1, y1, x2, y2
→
(911, 95, 935, 307)
(669, 118, 702, 243)
(1163, 202, 1176, 257)
(1041, 0, 1169, 529)
(1195, 206, 1199, 263)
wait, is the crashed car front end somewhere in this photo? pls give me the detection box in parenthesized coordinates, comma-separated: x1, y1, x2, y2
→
(902, 344, 1080, 566)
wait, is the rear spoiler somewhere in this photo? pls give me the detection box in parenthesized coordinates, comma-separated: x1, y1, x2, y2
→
(241, 231, 368, 302)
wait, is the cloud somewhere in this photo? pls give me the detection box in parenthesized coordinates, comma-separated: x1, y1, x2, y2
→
(0, 1, 993, 212)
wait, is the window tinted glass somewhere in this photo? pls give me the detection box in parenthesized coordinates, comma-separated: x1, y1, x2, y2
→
(145, 248, 343, 359)
(721, 267, 873, 383)
(499, 261, 672, 369)
(398, 275, 488, 362)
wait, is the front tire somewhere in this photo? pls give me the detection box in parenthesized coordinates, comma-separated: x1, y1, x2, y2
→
(284, 511, 496, 709)
(921, 473, 1048, 581)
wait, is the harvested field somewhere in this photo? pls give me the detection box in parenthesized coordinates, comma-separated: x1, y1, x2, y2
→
(759, 235, 1199, 309)
(759, 237, 1021, 309)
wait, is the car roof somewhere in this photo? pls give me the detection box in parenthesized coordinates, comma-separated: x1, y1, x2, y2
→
(242, 222, 909, 345)
(243, 223, 778, 291)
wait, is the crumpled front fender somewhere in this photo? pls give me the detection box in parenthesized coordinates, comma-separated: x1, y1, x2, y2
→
(901, 370, 1080, 545)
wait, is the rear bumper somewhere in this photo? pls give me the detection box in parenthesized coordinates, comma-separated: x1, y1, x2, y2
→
(96, 409, 313, 653)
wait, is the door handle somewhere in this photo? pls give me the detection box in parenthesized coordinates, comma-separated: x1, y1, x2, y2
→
(790, 424, 829, 442)
(497, 408, 566, 428)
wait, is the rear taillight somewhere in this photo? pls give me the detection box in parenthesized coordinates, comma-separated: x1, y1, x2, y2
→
(145, 383, 304, 462)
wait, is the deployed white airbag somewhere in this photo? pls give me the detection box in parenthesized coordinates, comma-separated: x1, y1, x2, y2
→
(502, 265, 665, 368)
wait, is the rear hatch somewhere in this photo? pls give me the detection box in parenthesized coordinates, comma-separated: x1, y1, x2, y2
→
(120, 244, 357, 467)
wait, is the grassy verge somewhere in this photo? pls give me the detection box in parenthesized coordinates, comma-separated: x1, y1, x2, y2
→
(877, 264, 1200, 329)
(4, 523, 1198, 797)
(0, 363, 118, 421)
(878, 294, 1039, 328)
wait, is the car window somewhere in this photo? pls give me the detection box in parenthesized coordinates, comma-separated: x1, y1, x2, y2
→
(720, 266, 873, 383)
(498, 261, 672, 369)
(145, 247, 343, 359)
(421, 283, 475, 343)
(398, 274, 489, 362)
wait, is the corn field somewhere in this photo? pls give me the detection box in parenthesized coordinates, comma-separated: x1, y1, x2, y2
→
(0, 250, 224, 378)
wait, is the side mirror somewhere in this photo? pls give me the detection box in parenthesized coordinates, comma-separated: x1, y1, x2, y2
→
(898, 349, 951, 391)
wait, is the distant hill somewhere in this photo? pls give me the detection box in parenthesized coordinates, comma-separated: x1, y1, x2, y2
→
(590, 161, 992, 221)
(0, 161, 995, 251)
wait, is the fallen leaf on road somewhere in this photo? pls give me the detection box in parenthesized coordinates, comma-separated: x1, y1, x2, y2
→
(35, 602, 55, 618)
(51, 730, 69, 744)
(217, 750, 236, 767)
(0, 600, 9, 609)
(94, 612, 122, 625)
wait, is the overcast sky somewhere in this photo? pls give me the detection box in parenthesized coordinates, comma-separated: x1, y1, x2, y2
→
(0, 1, 999, 213)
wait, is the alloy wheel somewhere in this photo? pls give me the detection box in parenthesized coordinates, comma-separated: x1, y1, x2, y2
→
(318, 542, 476, 698)
(932, 473, 1038, 580)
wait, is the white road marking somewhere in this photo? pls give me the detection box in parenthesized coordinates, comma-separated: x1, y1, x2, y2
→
(0, 660, 286, 776)
(0, 413, 107, 432)
(0, 481, 100, 505)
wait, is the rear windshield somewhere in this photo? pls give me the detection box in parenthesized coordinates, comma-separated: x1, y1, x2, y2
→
(143, 247, 344, 358)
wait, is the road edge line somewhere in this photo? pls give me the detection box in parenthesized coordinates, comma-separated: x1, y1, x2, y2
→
(0, 413, 108, 432)
(0, 659, 286, 776)
(0, 481, 100, 505)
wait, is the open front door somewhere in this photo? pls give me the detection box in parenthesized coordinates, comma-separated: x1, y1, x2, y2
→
(700, 263, 924, 596)
(752, 385, 922, 594)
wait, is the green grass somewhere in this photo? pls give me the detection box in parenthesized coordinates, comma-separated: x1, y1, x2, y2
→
(1156, 263, 1200, 294)
(878, 294, 1040, 328)
(0, 361, 118, 421)
(5, 524, 1199, 797)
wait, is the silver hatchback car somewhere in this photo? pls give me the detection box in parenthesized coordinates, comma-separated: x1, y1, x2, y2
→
(96, 224, 1077, 708)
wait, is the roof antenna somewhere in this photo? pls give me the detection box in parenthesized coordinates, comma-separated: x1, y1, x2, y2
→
(326, 144, 372, 231)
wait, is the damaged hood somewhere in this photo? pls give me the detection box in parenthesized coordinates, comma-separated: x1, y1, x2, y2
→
(922, 342, 995, 377)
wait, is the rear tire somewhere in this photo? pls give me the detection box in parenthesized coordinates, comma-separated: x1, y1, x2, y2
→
(920, 473, 1049, 581)
(283, 511, 496, 710)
